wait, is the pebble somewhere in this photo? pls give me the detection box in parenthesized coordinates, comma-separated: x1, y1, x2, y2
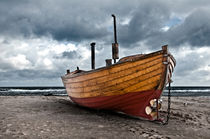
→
(142, 133, 149, 137)
(7, 124, 12, 127)
(98, 125, 104, 128)
(129, 128, 136, 132)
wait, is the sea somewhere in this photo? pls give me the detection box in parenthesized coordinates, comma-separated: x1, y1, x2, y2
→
(0, 86, 210, 97)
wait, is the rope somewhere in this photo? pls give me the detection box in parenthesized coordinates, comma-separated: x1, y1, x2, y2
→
(163, 80, 171, 125)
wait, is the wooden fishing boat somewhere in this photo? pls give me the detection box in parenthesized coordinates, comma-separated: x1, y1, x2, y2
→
(61, 15, 176, 121)
(62, 45, 176, 120)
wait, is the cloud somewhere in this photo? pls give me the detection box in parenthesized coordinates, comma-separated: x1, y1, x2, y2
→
(0, 37, 77, 71)
(118, 0, 170, 47)
(172, 46, 210, 86)
(1, 0, 210, 86)
(0, 0, 142, 43)
(0, 36, 95, 86)
(0, 70, 63, 86)
(168, 9, 210, 47)
(61, 51, 81, 59)
(142, 8, 210, 49)
(1, 0, 210, 49)
(0, 0, 111, 42)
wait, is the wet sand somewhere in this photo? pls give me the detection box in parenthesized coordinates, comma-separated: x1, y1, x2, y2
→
(0, 96, 210, 139)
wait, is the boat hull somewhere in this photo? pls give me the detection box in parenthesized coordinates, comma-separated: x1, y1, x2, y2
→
(70, 90, 162, 120)
(62, 46, 176, 120)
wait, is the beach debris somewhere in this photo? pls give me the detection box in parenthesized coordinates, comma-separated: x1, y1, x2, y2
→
(183, 102, 188, 106)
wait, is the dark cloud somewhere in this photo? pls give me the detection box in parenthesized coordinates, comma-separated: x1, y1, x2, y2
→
(167, 9, 210, 47)
(33, 17, 109, 42)
(118, 1, 170, 47)
(0, 70, 63, 86)
(61, 51, 81, 59)
(0, 0, 112, 42)
(174, 52, 202, 76)
(0, 69, 62, 80)
(1, 0, 210, 48)
(144, 9, 210, 49)
(0, 0, 141, 43)
(0, 60, 14, 71)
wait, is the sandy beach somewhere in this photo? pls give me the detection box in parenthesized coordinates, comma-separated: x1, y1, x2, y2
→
(0, 96, 210, 139)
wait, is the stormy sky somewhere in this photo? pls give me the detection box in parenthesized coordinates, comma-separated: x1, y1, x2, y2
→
(0, 0, 210, 86)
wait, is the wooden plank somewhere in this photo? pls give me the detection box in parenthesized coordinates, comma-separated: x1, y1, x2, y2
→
(66, 55, 163, 88)
(69, 63, 162, 93)
(64, 54, 163, 83)
(68, 58, 162, 89)
(68, 73, 161, 98)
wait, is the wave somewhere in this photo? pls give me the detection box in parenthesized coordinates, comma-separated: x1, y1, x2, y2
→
(163, 88, 210, 96)
(0, 87, 67, 96)
(0, 87, 210, 96)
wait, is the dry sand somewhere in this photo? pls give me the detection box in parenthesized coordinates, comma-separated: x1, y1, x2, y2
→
(0, 96, 210, 139)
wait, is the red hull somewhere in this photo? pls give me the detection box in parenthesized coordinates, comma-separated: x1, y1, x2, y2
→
(70, 90, 162, 120)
